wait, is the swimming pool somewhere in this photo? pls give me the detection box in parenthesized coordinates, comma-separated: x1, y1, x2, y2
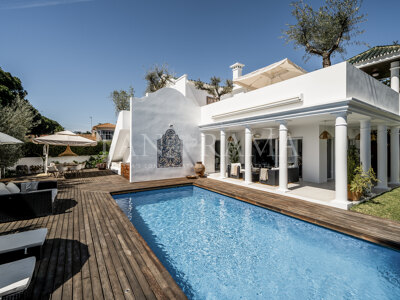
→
(114, 186, 400, 299)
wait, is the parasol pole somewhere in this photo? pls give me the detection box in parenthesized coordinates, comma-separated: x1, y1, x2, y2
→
(44, 144, 49, 174)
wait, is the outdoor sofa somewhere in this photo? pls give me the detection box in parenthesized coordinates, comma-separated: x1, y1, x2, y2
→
(227, 164, 263, 182)
(0, 181, 58, 223)
(259, 166, 299, 186)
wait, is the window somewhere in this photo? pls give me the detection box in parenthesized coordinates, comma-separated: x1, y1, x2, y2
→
(100, 130, 113, 140)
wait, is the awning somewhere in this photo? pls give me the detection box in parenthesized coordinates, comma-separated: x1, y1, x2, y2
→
(233, 58, 307, 91)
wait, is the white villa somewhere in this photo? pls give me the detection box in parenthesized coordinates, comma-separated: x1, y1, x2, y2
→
(108, 45, 400, 209)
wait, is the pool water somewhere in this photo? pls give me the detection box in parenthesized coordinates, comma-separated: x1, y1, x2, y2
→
(114, 186, 400, 300)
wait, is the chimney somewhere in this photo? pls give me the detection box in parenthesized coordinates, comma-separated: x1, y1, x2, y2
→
(230, 62, 245, 80)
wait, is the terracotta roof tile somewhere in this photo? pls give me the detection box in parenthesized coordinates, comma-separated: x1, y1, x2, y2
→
(77, 134, 97, 141)
(92, 123, 116, 129)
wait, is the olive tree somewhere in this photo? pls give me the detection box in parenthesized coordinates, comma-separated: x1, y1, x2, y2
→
(145, 65, 173, 93)
(0, 96, 38, 176)
(283, 0, 366, 68)
(195, 77, 233, 101)
(110, 86, 134, 115)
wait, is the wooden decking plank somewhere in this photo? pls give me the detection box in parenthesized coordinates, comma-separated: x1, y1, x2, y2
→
(48, 184, 71, 299)
(105, 193, 183, 299)
(77, 185, 93, 300)
(32, 196, 66, 299)
(71, 184, 83, 300)
(82, 189, 116, 300)
(60, 184, 75, 300)
(84, 190, 125, 300)
(3, 169, 399, 300)
(80, 188, 107, 300)
(92, 191, 154, 300)
(105, 201, 169, 300)
(89, 191, 139, 300)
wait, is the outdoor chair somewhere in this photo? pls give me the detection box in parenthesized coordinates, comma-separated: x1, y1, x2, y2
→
(227, 163, 242, 179)
(0, 257, 36, 299)
(47, 163, 59, 177)
(56, 165, 69, 178)
(72, 163, 84, 177)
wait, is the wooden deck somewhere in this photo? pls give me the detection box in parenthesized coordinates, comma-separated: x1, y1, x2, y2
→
(1, 170, 400, 299)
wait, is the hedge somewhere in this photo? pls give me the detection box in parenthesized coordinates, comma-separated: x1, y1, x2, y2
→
(22, 141, 111, 157)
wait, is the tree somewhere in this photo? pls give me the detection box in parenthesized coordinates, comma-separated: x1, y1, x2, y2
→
(283, 0, 366, 68)
(110, 86, 134, 115)
(30, 114, 64, 136)
(0, 67, 27, 107)
(0, 96, 38, 175)
(145, 65, 173, 93)
(195, 77, 233, 101)
(0, 66, 63, 135)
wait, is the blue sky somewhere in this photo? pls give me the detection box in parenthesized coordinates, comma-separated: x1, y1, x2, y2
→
(1, 0, 399, 131)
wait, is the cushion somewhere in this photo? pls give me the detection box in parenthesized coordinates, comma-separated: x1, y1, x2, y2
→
(21, 181, 39, 193)
(6, 182, 20, 194)
(51, 189, 57, 203)
(0, 182, 6, 189)
(0, 186, 11, 195)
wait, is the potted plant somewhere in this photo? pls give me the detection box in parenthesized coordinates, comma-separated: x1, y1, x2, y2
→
(228, 138, 241, 163)
(349, 165, 377, 201)
(347, 145, 360, 200)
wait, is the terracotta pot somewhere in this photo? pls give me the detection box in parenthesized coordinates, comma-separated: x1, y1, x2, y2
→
(347, 185, 362, 201)
(97, 163, 106, 170)
(194, 161, 205, 177)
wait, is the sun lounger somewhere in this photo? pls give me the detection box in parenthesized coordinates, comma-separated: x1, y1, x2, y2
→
(0, 228, 47, 256)
(0, 257, 36, 298)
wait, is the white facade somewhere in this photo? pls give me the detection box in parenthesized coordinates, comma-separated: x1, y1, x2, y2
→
(109, 57, 400, 209)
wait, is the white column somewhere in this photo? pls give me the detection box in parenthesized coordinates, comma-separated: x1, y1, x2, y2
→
(377, 124, 388, 189)
(391, 61, 400, 92)
(200, 132, 206, 165)
(360, 119, 371, 173)
(245, 126, 252, 184)
(279, 122, 288, 192)
(335, 113, 348, 202)
(390, 127, 400, 185)
(220, 129, 226, 178)
(274, 138, 279, 167)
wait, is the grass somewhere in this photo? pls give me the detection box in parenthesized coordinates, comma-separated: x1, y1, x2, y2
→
(350, 187, 400, 222)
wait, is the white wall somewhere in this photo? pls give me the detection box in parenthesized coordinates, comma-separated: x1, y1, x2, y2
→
(200, 62, 348, 125)
(346, 63, 399, 114)
(290, 124, 327, 183)
(200, 62, 400, 126)
(130, 88, 201, 182)
(11, 156, 90, 173)
(108, 110, 130, 166)
(203, 132, 217, 173)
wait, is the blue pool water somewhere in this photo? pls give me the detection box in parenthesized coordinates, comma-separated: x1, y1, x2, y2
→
(114, 186, 400, 300)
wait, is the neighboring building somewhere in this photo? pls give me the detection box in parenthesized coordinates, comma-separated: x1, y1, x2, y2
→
(108, 47, 400, 209)
(76, 133, 97, 141)
(92, 123, 116, 141)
